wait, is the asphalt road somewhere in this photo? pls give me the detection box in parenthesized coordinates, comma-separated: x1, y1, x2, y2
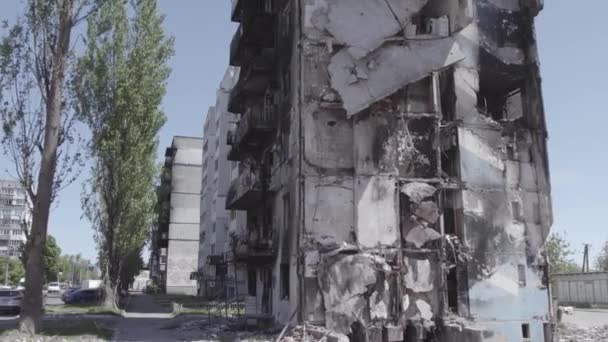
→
(44, 293, 64, 306)
(0, 293, 64, 320)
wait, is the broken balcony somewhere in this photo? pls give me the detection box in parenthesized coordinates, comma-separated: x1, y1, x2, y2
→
(230, 0, 242, 22)
(225, 171, 262, 211)
(229, 13, 274, 67)
(227, 104, 277, 161)
(233, 231, 276, 264)
(228, 49, 275, 114)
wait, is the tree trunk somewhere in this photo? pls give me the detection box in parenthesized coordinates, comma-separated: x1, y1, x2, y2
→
(19, 0, 74, 335)
(102, 274, 118, 310)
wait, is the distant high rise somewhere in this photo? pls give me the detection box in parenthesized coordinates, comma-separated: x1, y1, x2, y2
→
(197, 67, 247, 299)
(0, 180, 30, 259)
(149, 136, 203, 295)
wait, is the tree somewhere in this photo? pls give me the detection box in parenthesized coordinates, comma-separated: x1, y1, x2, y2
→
(0, 257, 25, 286)
(545, 232, 579, 274)
(19, 235, 61, 283)
(74, 0, 173, 308)
(119, 249, 144, 291)
(595, 241, 608, 272)
(43, 235, 61, 282)
(0, 1, 99, 333)
(57, 253, 93, 284)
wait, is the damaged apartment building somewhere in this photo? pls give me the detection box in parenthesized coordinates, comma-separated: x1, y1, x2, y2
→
(226, 0, 552, 341)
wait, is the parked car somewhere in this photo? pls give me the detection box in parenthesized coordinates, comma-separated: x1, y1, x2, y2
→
(60, 283, 67, 291)
(65, 286, 81, 294)
(47, 282, 61, 294)
(0, 290, 22, 315)
(62, 288, 103, 304)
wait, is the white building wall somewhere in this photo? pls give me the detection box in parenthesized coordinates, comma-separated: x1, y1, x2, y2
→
(165, 136, 203, 296)
(0, 180, 30, 259)
(198, 67, 242, 297)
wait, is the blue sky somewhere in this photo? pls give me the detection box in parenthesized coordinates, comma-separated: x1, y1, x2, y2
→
(0, 1, 606, 265)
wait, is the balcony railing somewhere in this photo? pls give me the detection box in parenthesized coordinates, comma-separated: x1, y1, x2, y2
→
(234, 229, 276, 264)
(225, 171, 262, 211)
(227, 103, 277, 161)
(207, 255, 225, 266)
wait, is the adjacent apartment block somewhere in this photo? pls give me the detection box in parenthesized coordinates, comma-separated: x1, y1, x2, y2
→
(226, 0, 552, 341)
(198, 68, 247, 299)
(150, 136, 203, 295)
(0, 180, 29, 258)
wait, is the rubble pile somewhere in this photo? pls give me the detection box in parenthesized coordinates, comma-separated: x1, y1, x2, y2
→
(176, 317, 280, 342)
(557, 323, 608, 342)
(278, 324, 348, 342)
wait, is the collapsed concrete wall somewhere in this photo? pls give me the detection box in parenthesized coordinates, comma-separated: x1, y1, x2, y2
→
(296, 0, 551, 341)
(226, 0, 550, 340)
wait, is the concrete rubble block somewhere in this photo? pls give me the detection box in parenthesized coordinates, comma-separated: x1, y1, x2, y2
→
(325, 296, 368, 335)
(413, 201, 440, 225)
(401, 182, 436, 204)
(305, 176, 355, 247)
(369, 281, 390, 320)
(355, 176, 399, 248)
(311, 0, 429, 59)
(416, 299, 433, 320)
(368, 325, 383, 342)
(319, 253, 378, 309)
(319, 253, 392, 335)
(404, 258, 434, 293)
(405, 225, 442, 248)
(383, 324, 404, 342)
(329, 39, 465, 116)
(279, 324, 349, 342)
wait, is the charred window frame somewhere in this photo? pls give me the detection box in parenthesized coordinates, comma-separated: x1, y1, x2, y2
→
(277, 0, 293, 116)
(280, 263, 290, 299)
(441, 189, 468, 314)
(441, 189, 464, 238)
(405, 76, 435, 114)
(248, 268, 257, 296)
(440, 128, 460, 179)
(477, 86, 524, 122)
(439, 68, 456, 122)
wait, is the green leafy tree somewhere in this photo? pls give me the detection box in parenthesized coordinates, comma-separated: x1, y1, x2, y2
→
(43, 236, 61, 282)
(20, 235, 62, 283)
(595, 241, 608, 272)
(57, 253, 94, 284)
(74, 0, 173, 308)
(0, 257, 26, 286)
(119, 249, 144, 291)
(0, 0, 98, 334)
(545, 232, 579, 274)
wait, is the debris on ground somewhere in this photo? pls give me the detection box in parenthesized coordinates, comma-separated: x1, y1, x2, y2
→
(278, 324, 348, 342)
(557, 323, 608, 342)
(176, 317, 280, 342)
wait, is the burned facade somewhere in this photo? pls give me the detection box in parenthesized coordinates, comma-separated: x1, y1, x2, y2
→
(226, 0, 552, 341)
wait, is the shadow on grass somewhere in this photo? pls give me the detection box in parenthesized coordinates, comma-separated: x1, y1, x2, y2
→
(44, 303, 121, 316)
(0, 320, 114, 341)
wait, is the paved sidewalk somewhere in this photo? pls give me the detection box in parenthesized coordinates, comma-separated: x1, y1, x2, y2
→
(124, 292, 173, 317)
(113, 317, 182, 342)
(114, 293, 183, 341)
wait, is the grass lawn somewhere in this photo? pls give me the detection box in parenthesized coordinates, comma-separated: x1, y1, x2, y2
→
(44, 303, 121, 316)
(0, 320, 114, 341)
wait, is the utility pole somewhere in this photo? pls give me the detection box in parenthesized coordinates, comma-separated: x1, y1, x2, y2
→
(582, 243, 591, 273)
